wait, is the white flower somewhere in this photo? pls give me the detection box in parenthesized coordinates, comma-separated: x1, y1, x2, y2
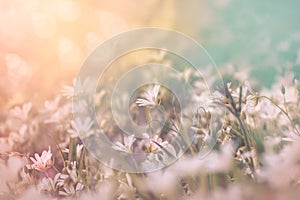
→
(142, 133, 169, 153)
(73, 99, 90, 115)
(257, 101, 280, 120)
(8, 124, 28, 145)
(117, 173, 136, 200)
(61, 84, 74, 99)
(141, 133, 177, 171)
(9, 102, 32, 121)
(68, 117, 94, 138)
(62, 144, 84, 158)
(142, 133, 176, 156)
(142, 153, 165, 171)
(61, 78, 93, 99)
(59, 182, 84, 197)
(38, 173, 61, 193)
(136, 85, 160, 107)
(30, 146, 52, 172)
(174, 144, 234, 175)
(57, 162, 78, 186)
(211, 90, 228, 104)
(144, 170, 177, 195)
(42, 96, 61, 113)
(112, 135, 136, 153)
(259, 137, 300, 188)
(44, 103, 71, 124)
(66, 162, 78, 183)
(244, 80, 260, 108)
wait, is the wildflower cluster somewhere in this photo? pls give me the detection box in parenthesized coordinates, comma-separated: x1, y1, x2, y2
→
(1, 63, 299, 199)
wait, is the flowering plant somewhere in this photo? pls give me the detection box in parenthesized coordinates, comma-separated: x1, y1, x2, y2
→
(1, 63, 300, 199)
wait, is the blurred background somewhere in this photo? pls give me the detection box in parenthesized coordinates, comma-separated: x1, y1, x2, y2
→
(0, 0, 299, 110)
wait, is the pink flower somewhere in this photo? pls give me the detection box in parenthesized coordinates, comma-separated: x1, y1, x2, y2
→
(30, 146, 53, 172)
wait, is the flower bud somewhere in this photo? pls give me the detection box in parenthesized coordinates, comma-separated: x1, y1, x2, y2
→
(281, 85, 286, 95)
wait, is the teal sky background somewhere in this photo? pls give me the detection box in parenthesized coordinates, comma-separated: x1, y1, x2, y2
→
(177, 0, 300, 86)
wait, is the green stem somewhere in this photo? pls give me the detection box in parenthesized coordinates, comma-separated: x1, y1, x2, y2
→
(230, 127, 245, 139)
(236, 117, 257, 181)
(179, 121, 196, 155)
(207, 174, 213, 191)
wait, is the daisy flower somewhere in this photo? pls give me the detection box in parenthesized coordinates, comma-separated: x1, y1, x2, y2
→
(112, 135, 136, 153)
(9, 102, 32, 121)
(30, 146, 53, 172)
(136, 85, 160, 107)
(68, 117, 94, 138)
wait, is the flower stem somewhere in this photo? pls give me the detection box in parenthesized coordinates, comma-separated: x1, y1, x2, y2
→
(260, 95, 300, 136)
